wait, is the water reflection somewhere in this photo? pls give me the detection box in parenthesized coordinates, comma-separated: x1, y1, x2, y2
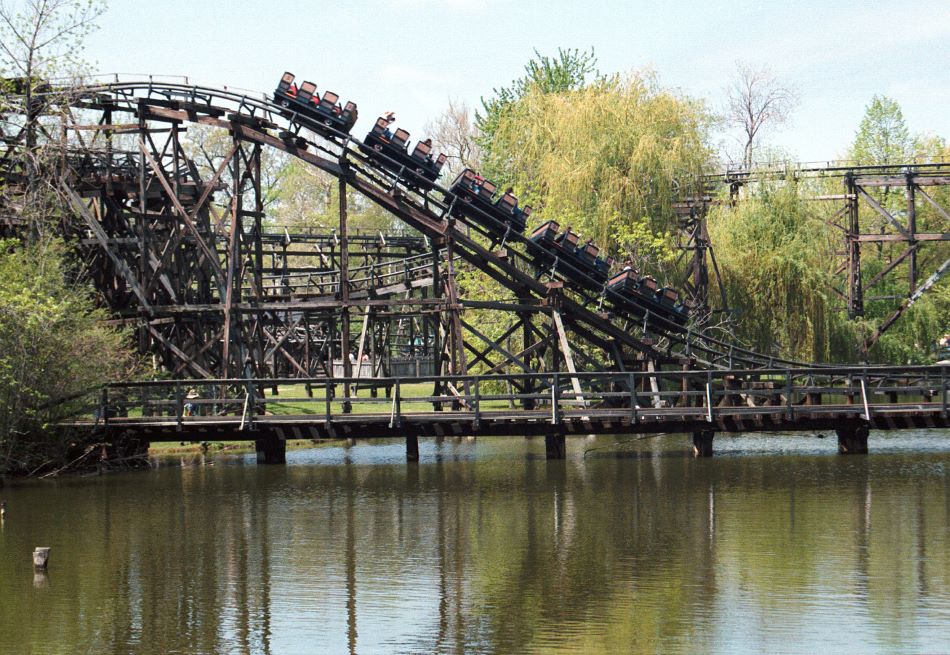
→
(0, 434, 948, 654)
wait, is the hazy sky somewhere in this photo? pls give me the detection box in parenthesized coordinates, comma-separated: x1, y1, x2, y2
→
(84, 0, 950, 163)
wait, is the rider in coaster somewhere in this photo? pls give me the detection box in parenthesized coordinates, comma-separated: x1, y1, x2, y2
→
(382, 111, 396, 140)
(473, 173, 485, 195)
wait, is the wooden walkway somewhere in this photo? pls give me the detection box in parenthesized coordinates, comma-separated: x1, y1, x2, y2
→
(65, 366, 950, 460)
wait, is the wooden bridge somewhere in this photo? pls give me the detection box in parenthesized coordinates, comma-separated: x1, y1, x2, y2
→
(69, 366, 950, 462)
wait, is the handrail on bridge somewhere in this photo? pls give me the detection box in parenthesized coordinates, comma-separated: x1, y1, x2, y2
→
(85, 365, 949, 431)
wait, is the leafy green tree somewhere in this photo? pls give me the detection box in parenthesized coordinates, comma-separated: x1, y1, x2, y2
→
(851, 95, 913, 165)
(475, 47, 600, 172)
(484, 72, 713, 276)
(708, 180, 858, 361)
(0, 238, 135, 474)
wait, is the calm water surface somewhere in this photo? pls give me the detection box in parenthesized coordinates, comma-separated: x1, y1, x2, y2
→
(1, 431, 949, 654)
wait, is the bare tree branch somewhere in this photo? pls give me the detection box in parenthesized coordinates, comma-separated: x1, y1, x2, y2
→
(425, 98, 482, 180)
(725, 62, 798, 169)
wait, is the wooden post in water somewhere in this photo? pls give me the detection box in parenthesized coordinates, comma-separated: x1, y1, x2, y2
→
(33, 547, 51, 569)
(406, 434, 419, 462)
(255, 435, 287, 464)
(545, 433, 566, 460)
(836, 424, 869, 454)
(692, 430, 714, 457)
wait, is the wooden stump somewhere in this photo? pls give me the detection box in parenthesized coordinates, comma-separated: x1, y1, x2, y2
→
(33, 547, 51, 569)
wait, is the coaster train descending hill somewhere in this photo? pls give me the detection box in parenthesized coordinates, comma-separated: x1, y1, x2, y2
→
(272, 71, 689, 327)
(0, 69, 838, 391)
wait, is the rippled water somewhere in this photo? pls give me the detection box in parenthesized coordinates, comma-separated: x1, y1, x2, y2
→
(1, 431, 949, 654)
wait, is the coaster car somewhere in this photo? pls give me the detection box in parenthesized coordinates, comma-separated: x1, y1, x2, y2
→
(535, 227, 598, 288)
(273, 72, 358, 136)
(529, 220, 560, 248)
(607, 268, 639, 293)
(657, 287, 688, 319)
(607, 272, 688, 325)
(447, 169, 531, 238)
(360, 117, 446, 190)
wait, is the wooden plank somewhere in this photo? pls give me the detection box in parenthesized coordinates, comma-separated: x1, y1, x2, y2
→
(552, 310, 586, 406)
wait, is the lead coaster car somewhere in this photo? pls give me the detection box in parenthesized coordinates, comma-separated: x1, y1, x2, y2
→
(273, 72, 357, 137)
(360, 117, 446, 190)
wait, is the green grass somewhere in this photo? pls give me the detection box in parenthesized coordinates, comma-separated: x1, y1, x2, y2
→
(148, 438, 330, 455)
(92, 381, 528, 423)
(258, 381, 518, 416)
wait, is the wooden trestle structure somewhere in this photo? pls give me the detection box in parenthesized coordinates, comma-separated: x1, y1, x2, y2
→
(1, 78, 948, 461)
(680, 163, 950, 352)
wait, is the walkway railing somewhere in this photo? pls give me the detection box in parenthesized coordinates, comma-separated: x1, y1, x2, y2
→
(84, 366, 950, 432)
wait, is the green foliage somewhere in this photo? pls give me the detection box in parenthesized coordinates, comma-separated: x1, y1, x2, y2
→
(482, 72, 713, 277)
(0, 238, 135, 473)
(266, 158, 399, 235)
(475, 47, 600, 155)
(851, 95, 913, 165)
(708, 181, 854, 361)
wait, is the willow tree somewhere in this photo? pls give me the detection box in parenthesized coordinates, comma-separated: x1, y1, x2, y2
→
(485, 71, 713, 277)
(707, 181, 856, 362)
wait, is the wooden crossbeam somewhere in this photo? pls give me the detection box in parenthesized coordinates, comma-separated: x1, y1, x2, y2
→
(61, 184, 153, 311)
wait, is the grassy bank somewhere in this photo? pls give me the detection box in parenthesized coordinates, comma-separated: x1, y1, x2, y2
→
(148, 438, 332, 456)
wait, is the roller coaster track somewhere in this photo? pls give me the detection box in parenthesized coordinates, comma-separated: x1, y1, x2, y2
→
(3, 78, 824, 379)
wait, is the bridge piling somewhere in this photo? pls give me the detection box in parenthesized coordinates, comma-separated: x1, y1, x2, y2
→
(836, 425, 869, 454)
(692, 430, 714, 457)
(255, 436, 286, 464)
(545, 434, 566, 460)
(406, 434, 419, 462)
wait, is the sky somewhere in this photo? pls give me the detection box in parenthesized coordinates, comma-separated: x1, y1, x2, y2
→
(83, 0, 950, 164)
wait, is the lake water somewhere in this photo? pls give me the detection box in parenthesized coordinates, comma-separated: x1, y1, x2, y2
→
(1, 431, 949, 654)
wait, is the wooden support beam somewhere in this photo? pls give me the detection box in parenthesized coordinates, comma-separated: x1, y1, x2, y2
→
(460, 317, 534, 374)
(856, 186, 910, 238)
(145, 324, 212, 378)
(551, 310, 586, 407)
(61, 185, 153, 311)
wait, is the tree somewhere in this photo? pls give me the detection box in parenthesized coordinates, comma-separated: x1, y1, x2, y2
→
(0, 0, 106, 147)
(850, 95, 913, 165)
(424, 98, 481, 180)
(725, 62, 798, 169)
(0, 1, 134, 475)
(476, 47, 600, 176)
(0, 238, 135, 474)
(707, 181, 852, 361)
(485, 71, 713, 277)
